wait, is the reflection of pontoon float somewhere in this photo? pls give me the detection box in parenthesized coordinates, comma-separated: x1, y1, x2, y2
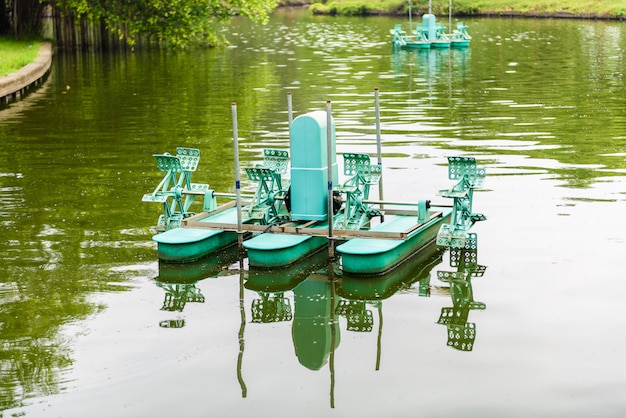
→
(390, 0, 471, 50)
(338, 240, 443, 299)
(143, 91, 485, 274)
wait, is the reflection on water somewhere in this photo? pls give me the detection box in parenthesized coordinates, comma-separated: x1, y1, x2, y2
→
(147, 236, 486, 408)
(153, 246, 242, 327)
(436, 232, 486, 351)
(0, 264, 137, 411)
(251, 292, 293, 323)
(384, 20, 626, 191)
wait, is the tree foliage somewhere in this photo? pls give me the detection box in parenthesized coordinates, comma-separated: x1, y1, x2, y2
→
(51, 0, 279, 47)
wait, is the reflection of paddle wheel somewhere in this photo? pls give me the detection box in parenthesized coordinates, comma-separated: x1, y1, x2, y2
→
(414, 274, 432, 297)
(445, 322, 476, 351)
(158, 283, 205, 312)
(159, 319, 185, 329)
(436, 233, 486, 351)
(336, 300, 374, 332)
(250, 292, 293, 323)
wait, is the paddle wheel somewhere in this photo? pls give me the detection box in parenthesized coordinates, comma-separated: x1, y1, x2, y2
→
(436, 156, 486, 248)
(142, 147, 212, 231)
(333, 153, 382, 230)
(244, 149, 290, 225)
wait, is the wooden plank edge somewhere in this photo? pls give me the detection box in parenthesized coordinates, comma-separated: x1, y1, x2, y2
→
(182, 200, 238, 224)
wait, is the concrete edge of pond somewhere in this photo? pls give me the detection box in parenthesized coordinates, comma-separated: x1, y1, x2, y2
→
(0, 42, 53, 105)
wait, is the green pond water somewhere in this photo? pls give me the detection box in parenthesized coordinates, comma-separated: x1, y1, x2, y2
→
(1, 8, 626, 417)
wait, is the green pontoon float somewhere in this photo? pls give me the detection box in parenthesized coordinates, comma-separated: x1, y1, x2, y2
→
(336, 203, 451, 275)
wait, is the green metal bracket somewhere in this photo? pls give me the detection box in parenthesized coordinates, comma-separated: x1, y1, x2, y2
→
(333, 153, 382, 230)
(143, 147, 209, 231)
(417, 199, 430, 224)
(436, 157, 486, 248)
(203, 189, 217, 213)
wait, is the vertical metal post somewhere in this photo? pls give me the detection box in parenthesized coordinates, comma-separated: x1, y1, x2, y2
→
(232, 102, 243, 249)
(287, 92, 293, 128)
(237, 255, 247, 397)
(374, 88, 384, 205)
(376, 305, 383, 371)
(408, 0, 412, 34)
(326, 100, 334, 259)
(449, 0, 452, 38)
(328, 263, 337, 408)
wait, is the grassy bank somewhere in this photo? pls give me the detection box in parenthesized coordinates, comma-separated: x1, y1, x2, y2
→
(307, 0, 626, 18)
(0, 37, 42, 77)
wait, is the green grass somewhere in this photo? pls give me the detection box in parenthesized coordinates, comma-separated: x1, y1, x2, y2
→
(308, 0, 626, 17)
(310, 0, 403, 15)
(455, 0, 626, 16)
(0, 37, 42, 77)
